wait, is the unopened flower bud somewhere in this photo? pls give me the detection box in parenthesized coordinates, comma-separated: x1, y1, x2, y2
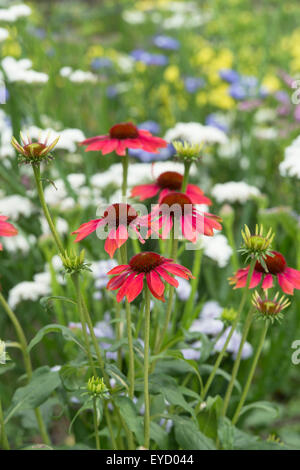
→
(11, 132, 59, 165)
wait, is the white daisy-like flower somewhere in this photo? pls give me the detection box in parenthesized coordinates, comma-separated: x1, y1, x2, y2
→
(0, 195, 34, 220)
(165, 122, 228, 146)
(1, 57, 48, 83)
(202, 233, 233, 268)
(0, 27, 9, 41)
(279, 135, 300, 179)
(211, 181, 261, 204)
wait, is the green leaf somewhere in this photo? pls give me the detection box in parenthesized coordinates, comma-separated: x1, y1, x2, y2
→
(149, 375, 195, 417)
(105, 363, 129, 391)
(174, 416, 216, 450)
(150, 421, 169, 449)
(113, 396, 143, 445)
(59, 363, 88, 391)
(27, 324, 85, 353)
(199, 364, 241, 393)
(239, 401, 279, 419)
(5, 366, 61, 424)
(69, 397, 93, 433)
(217, 417, 235, 450)
(40, 295, 77, 311)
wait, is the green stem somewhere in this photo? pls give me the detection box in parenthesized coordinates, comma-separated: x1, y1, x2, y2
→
(144, 287, 151, 449)
(182, 248, 203, 327)
(104, 403, 117, 450)
(232, 321, 269, 425)
(224, 220, 239, 272)
(202, 258, 256, 399)
(125, 300, 135, 400)
(222, 308, 254, 417)
(0, 399, 10, 450)
(93, 397, 101, 450)
(32, 164, 65, 256)
(182, 161, 192, 192)
(121, 153, 129, 198)
(0, 292, 50, 445)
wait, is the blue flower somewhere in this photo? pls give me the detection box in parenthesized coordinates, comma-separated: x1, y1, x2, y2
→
(91, 57, 113, 70)
(128, 144, 175, 163)
(219, 69, 240, 83)
(138, 120, 161, 134)
(130, 49, 168, 66)
(152, 35, 180, 50)
(205, 114, 228, 133)
(229, 83, 247, 100)
(184, 77, 205, 93)
(106, 86, 118, 98)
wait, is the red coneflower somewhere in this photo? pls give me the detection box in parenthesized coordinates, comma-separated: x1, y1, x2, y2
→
(149, 192, 222, 242)
(106, 251, 194, 303)
(0, 215, 18, 250)
(71, 203, 150, 258)
(131, 170, 212, 205)
(79, 122, 167, 156)
(229, 250, 300, 295)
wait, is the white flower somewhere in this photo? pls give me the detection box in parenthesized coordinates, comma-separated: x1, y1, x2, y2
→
(0, 195, 34, 220)
(2, 233, 35, 254)
(211, 181, 261, 204)
(254, 108, 276, 123)
(1, 57, 48, 83)
(202, 233, 233, 267)
(253, 126, 278, 140)
(60, 67, 97, 83)
(0, 27, 8, 41)
(190, 318, 223, 336)
(116, 55, 135, 73)
(200, 300, 223, 319)
(175, 276, 191, 301)
(165, 122, 228, 146)
(181, 341, 202, 360)
(40, 216, 69, 236)
(122, 10, 146, 24)
(279, 135, 300, 179)
(0, 4, 31, 22)
(214, 328, 253, 360)
(8, 276, 51, 309)
(218, 137, 241, 159)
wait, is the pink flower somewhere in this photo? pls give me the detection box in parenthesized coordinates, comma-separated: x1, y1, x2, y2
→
(229, 251, 300, 295)
(72, 203, 150, 258)
(0, 215, 18, 250)
(131, 170, 212, 205)
(106, 251, 194, 303)
(79, 122, 167, 156)
(149, 192, 222, 243)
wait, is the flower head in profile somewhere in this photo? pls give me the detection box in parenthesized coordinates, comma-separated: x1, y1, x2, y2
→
(239, 224, 274, 269)
(131, 171, 211, 205)
(149, 192, 222, 242)
(11, 132, 59, 165)
(106, 251, 194, 303)
(229, 250, 300, 295)
(252, 290, 290, 323)
(0, 215, 18, 250)
(172, 140, 203, 163)
(72, 203, 150, 258)
(79, 122, 167, 156)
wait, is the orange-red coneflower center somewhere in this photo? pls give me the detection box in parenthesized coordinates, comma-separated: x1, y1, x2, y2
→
(24, 142, 47, 157)
(103, 203, 138, 227)
(109, 122, 139, 139)
(157, 171, 183, 190)
(129, 252, 164, 273)
(255, 251, 287, 274)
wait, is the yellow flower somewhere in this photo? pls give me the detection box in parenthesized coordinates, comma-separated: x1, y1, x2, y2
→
(2, 41, 21, 58)
(195, 47, 214, 65)
(136, 61, 146, 73)
(262, 75, 281, 93)
(196, 91, 207, 106)
(164, 65, 180, 82)
(86, 45, 104, 60)
(209, 85, 235, 110)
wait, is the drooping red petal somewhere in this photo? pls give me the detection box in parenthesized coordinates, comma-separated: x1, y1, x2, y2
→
(72, 218, 104, 242)
(131, 183, 160, 201)
(186, 184, 212, 205)
(278, 273, 295, 295)
(126, 273, 145, 302)
(155, 266, 179, 288)
(146, 272, 165, 301)
(107, 272, 129, 290)
(262, 274, 273, 290)
(147, 270, 165, 296)
(116, 273, 136, 302)
(283, 267, 300, 289)
(107, 265, 129, 275)
(162, 263, 191, 280)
